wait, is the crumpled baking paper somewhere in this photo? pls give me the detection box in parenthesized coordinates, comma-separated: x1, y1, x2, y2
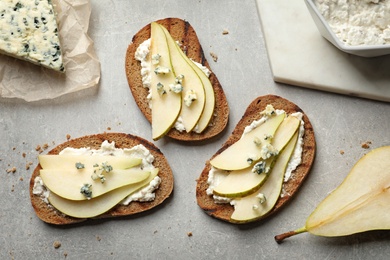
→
(0, 0, 101, 102)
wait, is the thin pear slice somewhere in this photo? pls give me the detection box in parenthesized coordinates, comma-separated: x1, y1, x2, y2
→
(212, 116, 300, 197)
(275, 146, 390, 243)
(210, 113, 286, 171)
(230, 131, 298, 223)
(40, 168, 150, 201)
(150, 22, 182, 140)
(38, 155, 142, 170)
(48, 169, 159, 218)
(159, 23, 206, 132)
(213, 157, 273, 198)
(186, 55, 215, 133)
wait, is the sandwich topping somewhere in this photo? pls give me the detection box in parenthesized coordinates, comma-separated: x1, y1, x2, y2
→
(33, 140, 161, 218)
(135, 37, 212, 134)
(205, 105, 305, 222)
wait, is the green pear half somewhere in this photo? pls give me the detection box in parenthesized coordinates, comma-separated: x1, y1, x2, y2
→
(210, 113, 285, 171)
(230, 131, 298, 223)
(48, 168, 159, 218)
(275, 146, 390, 243)
(150, 22, 182, 140)
(40, 168, 151, 201)
(212, 116, 300, 198)
(158, 23, 206, 133)
(38, 155, 142, 170)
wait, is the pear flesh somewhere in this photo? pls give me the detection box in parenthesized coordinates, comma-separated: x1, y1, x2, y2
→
(38, 155, 142, 170)
(150, 22, 182, 140)
(159, 23, 206, 132)
(230, 131, 298, 223)
(40, 168, 151, 201)
(210, 113, 286, 171)
(48, 169, 159, 218)
(275, 146, 390, 243)
(212, 116, 301, 198)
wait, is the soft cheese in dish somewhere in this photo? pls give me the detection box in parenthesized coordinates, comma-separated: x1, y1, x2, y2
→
(0, 0, 65, 71)
(33, 141, 161, 216)
(315, 0, 390, 46)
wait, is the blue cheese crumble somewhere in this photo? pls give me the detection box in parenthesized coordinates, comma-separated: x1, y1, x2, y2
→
(0, 0, 64, 72)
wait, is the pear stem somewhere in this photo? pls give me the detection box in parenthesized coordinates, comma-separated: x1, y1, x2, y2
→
(274, 227, 307, 244)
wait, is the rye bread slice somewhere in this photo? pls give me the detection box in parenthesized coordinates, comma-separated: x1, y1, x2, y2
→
(29, 133, 174, 225)
(196, 95, 316, 223)
(125, 17, 229, 141)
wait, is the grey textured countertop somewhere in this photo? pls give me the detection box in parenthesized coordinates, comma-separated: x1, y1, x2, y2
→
(1, 0, 389, 259)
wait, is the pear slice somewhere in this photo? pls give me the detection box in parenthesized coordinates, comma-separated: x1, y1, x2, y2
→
(40, 168, 151, 201)
(38, 155, 142, 170)
(150, 22, 182, 140)
(230, 131, 298, 223)
(48, 169, 159, 218)
(212, 157, 273, 198)
(158, 23, 206, 132)
(212, 116, 300, 198)
(275, 146, 390, 243)
(185, 54, 215, 133)
(210, 113, 286, 171)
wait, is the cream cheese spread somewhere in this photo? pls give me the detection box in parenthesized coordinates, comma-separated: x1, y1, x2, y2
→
(207, 106, 305, 204)
(135, 39, 211, 133)
(33, 141, 161, 206)
(315, 0, 390, 46)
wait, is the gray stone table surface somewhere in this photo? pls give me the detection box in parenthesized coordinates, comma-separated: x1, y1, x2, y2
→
(0, 0, 389, 259)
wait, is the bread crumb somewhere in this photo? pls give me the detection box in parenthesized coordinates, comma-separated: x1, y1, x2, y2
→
(96, 236, 101, 241)
(66, 134, 71, 140)
(22, 152, 26, 158)
(43, 143, 49, 150)
(63, 252, 68, 258)
(107, 127, 111, 131)
(11, 185, 14, 192)
(6, 167, 16, 173)
(26, 162, 33, 170)
(187, 232, 193, 237)
(19, 177, 23, 181)
(361, 141, 372, 149)
(222, 29, 229, 35)
(53, 241, 61, 249)
(340, 150, 344, 155)
(210, 52, 218, 62)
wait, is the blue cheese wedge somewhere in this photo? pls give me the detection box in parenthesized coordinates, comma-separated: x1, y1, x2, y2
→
(0, 0, 65, 72)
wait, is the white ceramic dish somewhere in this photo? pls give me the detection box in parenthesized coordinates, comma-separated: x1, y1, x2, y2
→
(304, 0, 390, 58)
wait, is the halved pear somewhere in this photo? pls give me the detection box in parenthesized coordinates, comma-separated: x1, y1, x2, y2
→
(212, 116, 300, 198)
(275, 146, 390, 243)
(230, 131, 298, 223)
(210, 113, 286, 171)
(40, 168, 151, 200)
(150, 22, 182, 140)
(38, 155, 142, 170)
(158, 23, 206, 132)
(48, 169, 159, 218)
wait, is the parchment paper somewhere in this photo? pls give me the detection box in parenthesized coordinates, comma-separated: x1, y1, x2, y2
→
(0, 0, 101, 102)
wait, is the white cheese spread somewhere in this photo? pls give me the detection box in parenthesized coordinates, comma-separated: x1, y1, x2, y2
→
(33, 141, 161, 206)
(0, 0, 65, 71)
(135, 39, 211, 132)
(207, 106, 305, 203)
(315, 0, 390, 46)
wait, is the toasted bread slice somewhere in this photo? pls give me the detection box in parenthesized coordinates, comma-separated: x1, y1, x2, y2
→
(196, 95, 316, 223)
(125, 17, 229, 141)
(29, 133, 174, 225)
